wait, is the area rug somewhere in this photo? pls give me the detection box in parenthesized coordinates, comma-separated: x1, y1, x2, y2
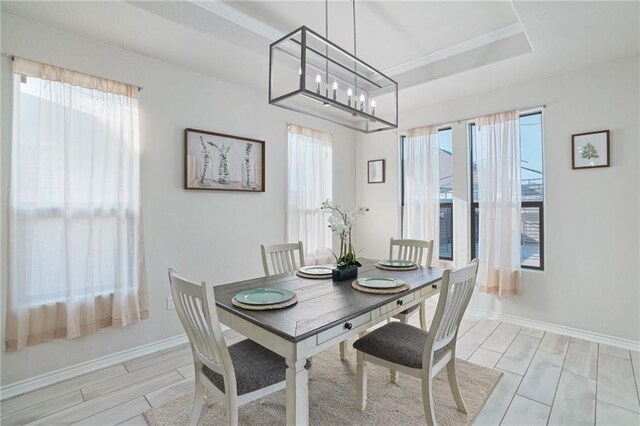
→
(144, 348, 502, 426)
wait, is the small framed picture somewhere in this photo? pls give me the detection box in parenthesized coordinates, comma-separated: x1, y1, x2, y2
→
(368, 159, 386, 184)
(185, 128, 265, 192)
(572, 130, 610, 169)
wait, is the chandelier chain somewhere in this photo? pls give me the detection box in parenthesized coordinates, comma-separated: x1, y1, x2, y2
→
(352, 0, 357, 56)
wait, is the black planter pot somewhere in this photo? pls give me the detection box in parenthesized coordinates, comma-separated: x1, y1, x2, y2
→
(332, 264, 358, 282)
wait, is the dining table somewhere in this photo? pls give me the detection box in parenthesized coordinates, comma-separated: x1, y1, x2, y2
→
(214, 258, 444, 426)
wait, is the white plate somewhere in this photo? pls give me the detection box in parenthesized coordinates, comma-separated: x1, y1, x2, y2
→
(377, 259, 417, 268)
(298, 266, 333, 276)
(355, 277, 406, 289)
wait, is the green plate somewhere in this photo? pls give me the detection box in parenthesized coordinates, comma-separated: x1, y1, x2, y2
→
(298, 266, 333, 276)
(235, 288, 295, 305)
(378, 259, 416, 268)
(356, 277, 406, 289)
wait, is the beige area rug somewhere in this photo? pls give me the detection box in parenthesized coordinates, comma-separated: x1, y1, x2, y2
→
(144, 348, 502, 426)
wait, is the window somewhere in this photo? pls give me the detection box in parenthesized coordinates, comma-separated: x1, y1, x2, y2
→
(470, 111, 544, 269)
(438, 128, 454, 260)
(400, 127, 454, 260)
(287, 124, 333, 263)
(7, 58, 146, 351)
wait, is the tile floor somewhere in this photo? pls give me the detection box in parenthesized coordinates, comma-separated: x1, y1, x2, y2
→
(1, 308, 639, 425)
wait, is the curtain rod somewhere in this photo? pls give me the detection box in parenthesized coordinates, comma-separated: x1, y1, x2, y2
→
(393, 104, 546, 134)
(1, 52, 144, 92)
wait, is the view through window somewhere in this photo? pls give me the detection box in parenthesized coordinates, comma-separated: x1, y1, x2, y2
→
(470, 112, 545, 269)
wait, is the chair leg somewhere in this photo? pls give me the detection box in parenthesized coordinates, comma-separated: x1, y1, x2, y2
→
(390, 314, 409, 383)
(421, 372, 437, 426)
(225, 392, 239, 426)
(447, 358, 467, 413)
(390, 368, 398, 384)
(190, 381, 206, 426)
(356, 351, 368, 411)
(419, 302, 427, 330)
(340, 341, 348, 360)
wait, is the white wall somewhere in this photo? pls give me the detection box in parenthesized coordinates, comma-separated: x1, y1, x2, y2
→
(356, 56, 640, 343)
(0, 14, 357, 385)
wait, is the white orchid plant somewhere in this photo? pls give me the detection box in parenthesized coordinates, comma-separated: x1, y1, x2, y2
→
(321, 199, 369, 268)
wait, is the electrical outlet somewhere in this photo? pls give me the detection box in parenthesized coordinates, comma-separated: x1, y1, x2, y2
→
(167, 296, 175, 310)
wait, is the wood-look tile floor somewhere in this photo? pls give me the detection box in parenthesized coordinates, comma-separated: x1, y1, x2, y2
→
(2, 309, 639, 425)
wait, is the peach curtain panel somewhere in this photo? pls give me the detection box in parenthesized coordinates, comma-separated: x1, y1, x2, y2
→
(286, 124, 333, 264)
(402, 125, 440, 259)
(6, 58, 148, 351)
(475, 111, 522, 296)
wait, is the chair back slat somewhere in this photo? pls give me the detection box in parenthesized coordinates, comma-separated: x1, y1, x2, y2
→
(427, 259, 479, 355)
(261, 241, 305, 276)
(168, 269, 232, 376)
(271, 252, 281, 274)
(389, 238, 434, 267)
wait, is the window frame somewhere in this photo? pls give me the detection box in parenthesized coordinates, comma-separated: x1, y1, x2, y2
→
(468, 111, 545, 271)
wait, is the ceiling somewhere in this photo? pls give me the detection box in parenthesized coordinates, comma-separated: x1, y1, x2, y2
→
(2, 1, 638, 112)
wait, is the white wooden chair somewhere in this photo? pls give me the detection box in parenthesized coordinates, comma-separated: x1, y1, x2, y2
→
(168, 269, 309, 425)
(353, 259, 479, 426)
(390, 238, 434, 329)
(260, 241, 305, 276)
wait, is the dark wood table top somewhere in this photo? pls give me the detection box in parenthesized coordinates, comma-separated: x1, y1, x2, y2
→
(214, 259, 444, 343)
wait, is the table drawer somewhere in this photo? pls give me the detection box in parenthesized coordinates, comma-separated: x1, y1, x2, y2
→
(317, 312, 371, 344)
(419, 281, 440, 298)
(379, 292, 416, 316)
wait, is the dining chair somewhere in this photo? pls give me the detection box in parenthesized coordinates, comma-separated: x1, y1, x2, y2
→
(352, 259, 479, 426)
(389, 238, 434, 329)
(168, 268, 309, 425)
(260, 241, 305, 276)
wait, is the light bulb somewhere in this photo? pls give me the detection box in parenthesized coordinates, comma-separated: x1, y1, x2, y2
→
(359, 94, 365, 102)
(332, 81, 338, 90)
(298, 67, 302, 76)
(315, 74, 322, 84)
(370, 100, 376, 107)
(347, 87, 353, 96)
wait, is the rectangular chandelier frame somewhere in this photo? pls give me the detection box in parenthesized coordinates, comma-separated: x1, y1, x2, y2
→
(269, 26, 398, 134)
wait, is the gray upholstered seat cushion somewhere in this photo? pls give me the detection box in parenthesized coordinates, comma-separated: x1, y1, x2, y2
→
(353, 322, 447, 369)
(202, 339, 310, 396)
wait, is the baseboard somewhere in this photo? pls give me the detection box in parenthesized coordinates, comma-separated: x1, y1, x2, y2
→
(0, 333, 188, 401)
(467, 307, 640, 351)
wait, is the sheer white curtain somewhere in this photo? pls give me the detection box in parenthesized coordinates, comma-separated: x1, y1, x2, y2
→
(6, 58, 148, 351)
(475, 111, 522, 296)
(287, 124, 332, 264)
(402, 125, 439, 259)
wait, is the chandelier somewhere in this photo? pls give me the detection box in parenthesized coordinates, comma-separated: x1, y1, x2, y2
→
(268, 0, 398, 133)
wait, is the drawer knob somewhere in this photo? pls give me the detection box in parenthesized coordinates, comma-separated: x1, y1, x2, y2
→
(432, 283, 437, 289)
(344, 322, 353, 330)
(397, 299, 404, 306)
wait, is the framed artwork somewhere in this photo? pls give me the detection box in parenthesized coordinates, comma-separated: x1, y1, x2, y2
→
(368, 159, 386, 184)
(185, 128, 265, 192)
(572, 130, 610, 169)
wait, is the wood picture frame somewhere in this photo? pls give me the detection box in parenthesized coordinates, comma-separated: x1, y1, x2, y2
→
(368, 159, 386, 184)
(572, 130, 610, 169)
(184, 128, 265, 192)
